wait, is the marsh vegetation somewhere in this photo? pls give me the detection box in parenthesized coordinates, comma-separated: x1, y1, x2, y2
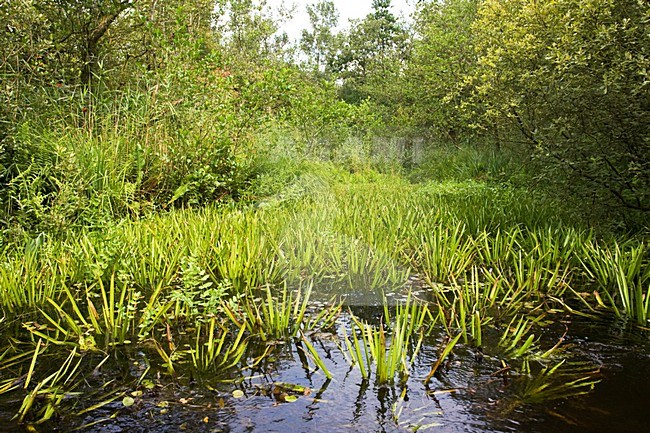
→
(1, 1, 648, 432)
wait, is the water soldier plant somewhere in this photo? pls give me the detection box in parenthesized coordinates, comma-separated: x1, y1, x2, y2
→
(0, 160, 647, 429)
(342, 295, 430, 384)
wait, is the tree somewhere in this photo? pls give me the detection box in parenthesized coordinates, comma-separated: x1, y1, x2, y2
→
(216, 0, 287, 63)
(467, 0, 649, 222)
(330, 0, 410, 104)
(404, 0, 479, 141)
(32, 0, 133, 84)
(299, 0, 340, 74)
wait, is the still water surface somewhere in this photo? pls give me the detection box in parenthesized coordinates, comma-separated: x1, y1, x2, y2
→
(1, 307, 647, 433)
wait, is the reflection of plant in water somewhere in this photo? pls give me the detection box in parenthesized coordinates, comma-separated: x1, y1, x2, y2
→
(484, 324, 601, 417)
(392, 386, 445, 431)
(452, 303, 603, 416)
(485, 358, 601, 422)
(13, 346, 93, 425)
(17, 348, 80, 423)
(516, 359, 600, 404)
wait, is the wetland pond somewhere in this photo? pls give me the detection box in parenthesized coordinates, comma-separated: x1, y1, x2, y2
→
(1, 286, 648, 433)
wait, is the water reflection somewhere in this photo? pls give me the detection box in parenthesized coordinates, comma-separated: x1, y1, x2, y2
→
(1, 310, 648, 433)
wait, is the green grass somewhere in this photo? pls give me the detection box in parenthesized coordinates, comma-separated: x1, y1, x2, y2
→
(1, 90, 251, 238)
(580, 240, 650, 324)
(189, 318, 248, 372)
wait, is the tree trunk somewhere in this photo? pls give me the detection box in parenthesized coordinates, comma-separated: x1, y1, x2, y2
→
(81, 4, 130, 85)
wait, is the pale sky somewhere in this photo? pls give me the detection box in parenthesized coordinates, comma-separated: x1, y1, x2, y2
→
(267, 0, 414, 41)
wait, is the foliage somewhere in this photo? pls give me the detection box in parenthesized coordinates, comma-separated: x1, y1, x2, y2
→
(404, 0, 480, 141)
(330, 0, 411, 106)
(580, 240, 650, 325)
(4, 2, 646, 428)
(216, 0, 289, 63)
(467, 0, 650, 224)
(300, 0, 341, 74)
(0, 161, 645, 428)
(0, 92, 248, 235)
(342, 295, 430, 384)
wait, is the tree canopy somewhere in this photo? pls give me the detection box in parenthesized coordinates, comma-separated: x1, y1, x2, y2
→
(1, 0, 648, 228)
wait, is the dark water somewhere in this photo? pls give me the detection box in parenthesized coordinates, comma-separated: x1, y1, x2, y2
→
(532, 318, 650, 433)
(1, 310, 649, 433)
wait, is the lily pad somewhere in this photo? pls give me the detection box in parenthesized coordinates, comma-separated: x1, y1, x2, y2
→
(122, 396, 135, 407)
(232, 390, 245, 399)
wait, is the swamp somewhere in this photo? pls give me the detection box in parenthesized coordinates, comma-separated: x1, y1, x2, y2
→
(1, 0, 649, 432)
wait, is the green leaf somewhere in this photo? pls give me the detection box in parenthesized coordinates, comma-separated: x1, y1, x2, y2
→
(169, 183, 191, 205)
